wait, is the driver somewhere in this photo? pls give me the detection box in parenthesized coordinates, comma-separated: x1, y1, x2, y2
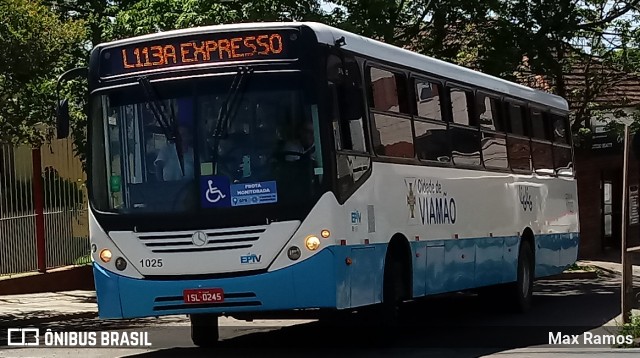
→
(284, 120, 316, 162)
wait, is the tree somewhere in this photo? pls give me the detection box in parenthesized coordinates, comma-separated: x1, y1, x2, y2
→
(109, 0, 328, 38)
(482, 0, 640, 139)
(326, 0, 498, 61)
(0, 0, 85, 145)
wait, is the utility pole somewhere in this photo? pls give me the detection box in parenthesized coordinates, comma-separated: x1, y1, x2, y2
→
(622, 124, 631, 323)
(623, 124, 640, 323)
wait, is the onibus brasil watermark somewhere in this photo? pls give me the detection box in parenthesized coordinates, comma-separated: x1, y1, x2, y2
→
(7, 328, 152, 347)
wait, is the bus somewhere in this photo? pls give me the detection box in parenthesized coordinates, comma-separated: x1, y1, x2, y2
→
(56, 21, 579, 346)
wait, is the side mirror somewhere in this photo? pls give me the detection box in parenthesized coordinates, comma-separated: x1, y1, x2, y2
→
(54, 67, 88, 140)
(56, 99, 70, 139)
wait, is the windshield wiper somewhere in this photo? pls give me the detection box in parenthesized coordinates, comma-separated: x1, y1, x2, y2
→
(138, 76, 185, 176)
(211, 66, 253, 175)
(214, 66, 254, 138)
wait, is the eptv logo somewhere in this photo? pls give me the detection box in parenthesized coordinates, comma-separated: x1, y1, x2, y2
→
(240, 254, 262, 264)
(7, 328, 40, 346)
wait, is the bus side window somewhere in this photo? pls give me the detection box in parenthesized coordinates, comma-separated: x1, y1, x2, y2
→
(530, 108, 554, 175)
(414, 79, 450, 163)
(477, 93, 508, 169)
(449, 87, 481, 167)
(327, 54, 370, 200)
(368, 67, 413, 158)
(550, 112, 573, 176)
(327, 56, 367, 153)
(505, 101, 532, 172)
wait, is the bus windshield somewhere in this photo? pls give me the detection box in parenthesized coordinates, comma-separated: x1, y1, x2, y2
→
(91, 72, 324, 215)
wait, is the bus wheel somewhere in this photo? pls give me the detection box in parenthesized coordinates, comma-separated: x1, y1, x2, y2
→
(381, 256, 404, 328)
(190, 313, 219, 347)
(512, 240, 534, 313)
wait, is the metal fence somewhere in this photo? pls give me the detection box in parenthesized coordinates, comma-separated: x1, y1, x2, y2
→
(0, 139, 89, 276)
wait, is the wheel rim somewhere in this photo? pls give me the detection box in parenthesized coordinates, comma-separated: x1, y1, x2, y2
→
(521, 257, 531, 298)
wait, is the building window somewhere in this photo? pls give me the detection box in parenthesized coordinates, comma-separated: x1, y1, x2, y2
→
(604, 181, 612, 238)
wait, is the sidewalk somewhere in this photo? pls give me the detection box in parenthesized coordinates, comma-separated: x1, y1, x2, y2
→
(579, 247, 640, 277)
(0, 290, 97, 328)
(580, 259, 640, 277)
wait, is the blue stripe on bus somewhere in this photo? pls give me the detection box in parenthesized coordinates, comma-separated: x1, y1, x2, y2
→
(93, 248, 339, 319)
(93, 232, 579, 319)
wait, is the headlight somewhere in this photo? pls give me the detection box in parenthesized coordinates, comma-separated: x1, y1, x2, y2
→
(99, 249, 112, 263)
(305, 236, 320, 251)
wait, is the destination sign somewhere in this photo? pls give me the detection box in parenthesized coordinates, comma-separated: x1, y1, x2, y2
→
(99, 30, 299, 77)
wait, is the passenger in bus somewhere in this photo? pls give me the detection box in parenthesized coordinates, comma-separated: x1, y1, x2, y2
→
(155, 125, 195, 181)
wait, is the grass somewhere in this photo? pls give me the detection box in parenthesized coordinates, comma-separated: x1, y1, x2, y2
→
(73, 254, 92, 265)
(617, 315, 640, 348)
(565, 262, 601, 273)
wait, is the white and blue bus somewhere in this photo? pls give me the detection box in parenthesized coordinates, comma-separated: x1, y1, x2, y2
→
(57, 22, 579, 346)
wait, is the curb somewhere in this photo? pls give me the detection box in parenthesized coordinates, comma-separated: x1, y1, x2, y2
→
(590, 266, 621, 276)
(0, 312, 98, 329)
(0, 265, 94, 296)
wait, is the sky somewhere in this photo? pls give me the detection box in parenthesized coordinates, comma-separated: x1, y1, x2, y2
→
(320, 1, 339, 13)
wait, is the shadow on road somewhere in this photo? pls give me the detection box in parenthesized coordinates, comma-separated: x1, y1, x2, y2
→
(120, 272, 638, 357)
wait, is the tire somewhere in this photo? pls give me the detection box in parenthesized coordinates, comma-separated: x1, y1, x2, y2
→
(190, 314, 220, 348)
(512, 241, 534, 313)
(381, 256, 405, 330)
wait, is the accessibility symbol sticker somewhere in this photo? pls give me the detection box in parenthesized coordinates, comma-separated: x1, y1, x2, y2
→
(200, 176, 231, 208)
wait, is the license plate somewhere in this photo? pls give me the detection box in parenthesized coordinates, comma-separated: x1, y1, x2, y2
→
(183, 288, 224, 304)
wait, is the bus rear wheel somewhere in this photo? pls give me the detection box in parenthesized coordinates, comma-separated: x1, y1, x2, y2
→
(511, 240, 534, 313)
(190, 313, 220, 347)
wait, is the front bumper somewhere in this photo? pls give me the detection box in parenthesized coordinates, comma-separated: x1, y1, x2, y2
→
(93, 248, 338, 319)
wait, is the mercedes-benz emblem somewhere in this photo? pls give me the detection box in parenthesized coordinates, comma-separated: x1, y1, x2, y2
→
(192, 231, 208, 247)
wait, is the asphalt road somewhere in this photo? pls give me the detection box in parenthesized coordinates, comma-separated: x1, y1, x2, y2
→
(1, 271, 640, 358)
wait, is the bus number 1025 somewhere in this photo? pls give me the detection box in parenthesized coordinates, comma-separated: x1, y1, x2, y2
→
(140, 258, 163, 268)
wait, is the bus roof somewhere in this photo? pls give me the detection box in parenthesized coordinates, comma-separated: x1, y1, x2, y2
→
(100, 21, 569, 112)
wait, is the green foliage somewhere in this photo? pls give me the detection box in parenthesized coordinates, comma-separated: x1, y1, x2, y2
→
(618, 314, 640, 347)
(326, 0, 497, 62)
(73, 254, 92, 265)
(486, 0, 640, 133)
(0, 0, 85, 146)
(5, 0, 640, 166)
(108, 0, 328, 39)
